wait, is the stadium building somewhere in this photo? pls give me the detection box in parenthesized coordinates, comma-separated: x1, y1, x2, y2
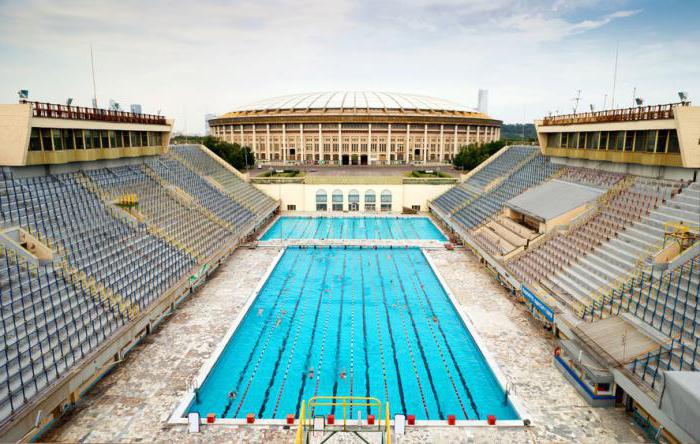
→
(209, 91, 502, 165)
(0, 97, 698, 444)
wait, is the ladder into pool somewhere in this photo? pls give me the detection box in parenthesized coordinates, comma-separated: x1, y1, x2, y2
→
(296, 396, 391, 444)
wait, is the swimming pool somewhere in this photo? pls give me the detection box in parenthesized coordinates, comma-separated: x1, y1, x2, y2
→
(260, 216, 447, 241)
(185, 247, 518, 422)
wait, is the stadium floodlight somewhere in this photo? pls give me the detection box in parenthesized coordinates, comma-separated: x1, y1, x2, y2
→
(635, 97, 644, 106)
(66, 98, 73, 106)
(589, 104, 595, 112)
(678, 91, 689, 102)
(18, 89, 29, 100)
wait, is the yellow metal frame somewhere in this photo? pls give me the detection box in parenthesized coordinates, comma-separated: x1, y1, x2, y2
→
(295, 396, 391, 444)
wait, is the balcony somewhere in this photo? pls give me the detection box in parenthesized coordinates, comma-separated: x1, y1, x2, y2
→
(541, 102, 689, 126)
(24, 101, 168, 125)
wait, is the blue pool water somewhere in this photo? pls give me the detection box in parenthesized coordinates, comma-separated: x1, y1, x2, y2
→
(260, 217, 447, 241)
(187, 247, 517, 421)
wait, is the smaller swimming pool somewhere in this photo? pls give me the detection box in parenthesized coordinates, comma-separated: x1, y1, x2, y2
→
(260, 217, 447, 241)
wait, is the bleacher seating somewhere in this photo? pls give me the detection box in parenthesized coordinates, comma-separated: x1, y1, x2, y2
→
(465, 146, 536, 190)
(0, 148, 276, 423)
(509, 177, 684, 309)
(616, 255, 699, 342)
(170, 145, 276, 216)
(548, 181, 693, 308)
(557, 167, 624, 189)
(452, 155, 562, 229)
(84, 165, 233, 260)
(145, 157, 256, 233)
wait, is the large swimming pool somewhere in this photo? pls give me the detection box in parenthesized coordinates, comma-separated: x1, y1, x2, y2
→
(260, 216, 447, 241)
(186, 247, 517, 421)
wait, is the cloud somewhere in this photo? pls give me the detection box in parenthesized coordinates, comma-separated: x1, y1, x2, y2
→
(0, 0, 696, 132)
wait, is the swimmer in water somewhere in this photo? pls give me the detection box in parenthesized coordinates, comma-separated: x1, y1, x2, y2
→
(228, 391, 237, 400)
(340, 369, 347, 380)
(432, 315, 438, 323)
(308, 367, 315, 379)
(257, 308, 264, 316)
(276, 317, 282, 327)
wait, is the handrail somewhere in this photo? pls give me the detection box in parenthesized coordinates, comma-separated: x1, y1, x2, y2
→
(541, 102, 689, 126)
(21, 100, 167, 125)
(295, 400, 305, 444)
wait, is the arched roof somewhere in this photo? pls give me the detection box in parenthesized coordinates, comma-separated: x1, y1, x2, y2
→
(231, 91, 475, 113)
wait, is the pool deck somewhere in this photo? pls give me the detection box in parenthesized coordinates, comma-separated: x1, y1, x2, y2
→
(42, 246, 648, 443)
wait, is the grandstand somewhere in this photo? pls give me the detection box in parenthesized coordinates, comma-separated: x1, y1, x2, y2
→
(0, 101, 278, 442)
(0, 96, 698, 443)
(429, 101, 700, 443)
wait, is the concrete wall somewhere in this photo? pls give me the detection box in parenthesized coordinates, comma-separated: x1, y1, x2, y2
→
(254, 182, 452, 212)
(0, 104, 32, 166)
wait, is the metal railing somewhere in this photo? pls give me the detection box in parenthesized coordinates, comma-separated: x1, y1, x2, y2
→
(541, 102, 689, 126)
(22, 100, 167, 125)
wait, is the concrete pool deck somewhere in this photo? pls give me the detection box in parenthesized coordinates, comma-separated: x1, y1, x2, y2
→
(42, 246, 648, 443)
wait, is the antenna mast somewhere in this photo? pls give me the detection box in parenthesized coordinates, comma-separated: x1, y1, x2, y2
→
(611, 43, 619, 109)
(572, 90, 582, 114)
(90, 44, 98, 108)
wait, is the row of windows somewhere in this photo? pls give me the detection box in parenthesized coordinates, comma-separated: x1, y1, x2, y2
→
(316, 189, 392, 211)
(546, 129, 680, 154)
(29, 128, 164, 152)
(215, 124, 497, 134)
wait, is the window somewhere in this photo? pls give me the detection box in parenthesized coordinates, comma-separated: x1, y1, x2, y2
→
(547, 133, 561, 148)
(131, 131, 141, 147)
(316, 189, 328, 211)
(633, 131, 648, 152)
(100, 130, 109, 149)
(657, 130, 669, 153)
(115, 130, 123, 148)
(92, 129, 101, 148)
(75, 129, 84, 149)
(29, 128, 41, 151)
(62, 128, 74, 150)
(624, 132, 634, 151)
(52, 129, 63, 151)
(332, 189, 343, 211)
(365, 190, 376, 211)
(380, 190, 392, 212)
(109, 130, 117, 148)
(141, 132, 148, 147)
(412, 205, 421, 212)
(667, 130, 680, 153)
(287, 204, 296, 211)
(39, 129, 51, 151)
(348, 189, 360, 211)
(84, 129, 94, 149)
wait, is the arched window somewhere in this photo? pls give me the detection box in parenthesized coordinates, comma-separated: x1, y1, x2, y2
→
(364, 190, 376, 212)
(316, 189, 328, 211)
(380, 190, 392, 212)
(332, 189, 344, 211)
(348, 189, 360, 211)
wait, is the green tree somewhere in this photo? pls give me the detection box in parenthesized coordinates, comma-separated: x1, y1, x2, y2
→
(172, 135, 255, 171)
(452, 140, 506, 171)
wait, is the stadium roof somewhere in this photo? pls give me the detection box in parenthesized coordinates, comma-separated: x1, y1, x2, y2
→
(505, 180, 604, 222)
(232, 91, 476, 113)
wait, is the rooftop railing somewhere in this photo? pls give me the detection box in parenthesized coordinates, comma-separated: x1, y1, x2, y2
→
(22, 100, 168, 125)
(541, 102, 690, 126)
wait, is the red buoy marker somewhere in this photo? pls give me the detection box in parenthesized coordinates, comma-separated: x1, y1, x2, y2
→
(447, 414, 456, 425)
(206, 413, 216, 423)
(367, 414, 375, 425)
(327, 414, 335, 425)
(246, 413, 255, 424)
(286, 414, 295, 425)
(407, 414, 415, 425)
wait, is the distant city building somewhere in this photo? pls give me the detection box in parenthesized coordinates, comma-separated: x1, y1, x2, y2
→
(204, 113, 216, 135)
(130, 104, 142, 114)
(478, 89, 488, 115)
(210, 91, 502, 165)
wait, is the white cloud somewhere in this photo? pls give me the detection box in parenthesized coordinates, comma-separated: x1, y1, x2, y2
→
(0, 0, 696, 132)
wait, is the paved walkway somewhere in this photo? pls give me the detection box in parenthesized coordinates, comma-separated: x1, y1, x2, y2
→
(43, 247, 647, 443)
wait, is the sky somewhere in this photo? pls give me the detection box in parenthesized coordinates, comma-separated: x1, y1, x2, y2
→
(1, 0, 698, 133)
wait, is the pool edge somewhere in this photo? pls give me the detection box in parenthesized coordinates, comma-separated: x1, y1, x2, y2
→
(420, 249, 531, 427)
(168, 247, 287, 426)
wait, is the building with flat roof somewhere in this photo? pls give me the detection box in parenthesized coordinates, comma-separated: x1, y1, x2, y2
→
(209, 91, 502, 166)
(536, 102, 700, 175)
(0, 101, 173, 167)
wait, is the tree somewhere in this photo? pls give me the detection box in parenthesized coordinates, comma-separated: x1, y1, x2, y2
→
(452, 140, 506, 171)
(172, 135, 256, 171)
